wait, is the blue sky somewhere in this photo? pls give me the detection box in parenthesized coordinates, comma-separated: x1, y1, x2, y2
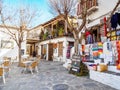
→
(3, 0, 54, 26)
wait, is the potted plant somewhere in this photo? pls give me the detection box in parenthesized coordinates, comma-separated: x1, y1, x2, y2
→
(58, 27, 64, 36)
(51, 30, 55, 38)
(43, 33, 46, 40)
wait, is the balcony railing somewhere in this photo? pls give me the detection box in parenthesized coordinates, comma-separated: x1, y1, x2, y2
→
(39, 32, 74, 41)
(77, 0, 98, 16)
(27, 28, 74, 42)
(27, 32, 39, 40)
(86, 0, 98, 10)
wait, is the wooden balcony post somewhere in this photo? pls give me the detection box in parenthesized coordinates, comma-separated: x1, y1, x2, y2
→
(65, 20, 68, 34)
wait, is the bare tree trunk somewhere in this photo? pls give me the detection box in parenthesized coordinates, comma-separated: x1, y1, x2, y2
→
(73, 30, 79, 55)
(18, 42, 22, 66)
(74, 38, 79, 55)
(65, 20, 68, 34)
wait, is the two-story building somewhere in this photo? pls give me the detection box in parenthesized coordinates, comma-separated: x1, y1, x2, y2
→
(27, 15, 75, 62)
(77, 0, 120, 65)
(0, 15, 76, 63)
(77, 0, 120, 89)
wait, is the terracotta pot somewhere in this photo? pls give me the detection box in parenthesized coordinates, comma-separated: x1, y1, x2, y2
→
(117, 64, 120, 70)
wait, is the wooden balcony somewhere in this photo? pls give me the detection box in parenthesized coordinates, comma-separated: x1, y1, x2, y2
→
(27, 36, 39, 40)
(27, 39, 39, 44)
(39, 33, 74, 42)
(77, 0, 98, 17)
(26, 33, 39, 44)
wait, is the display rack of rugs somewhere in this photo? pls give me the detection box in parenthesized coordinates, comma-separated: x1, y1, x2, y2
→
(92, 42, 103, 62)
(92, 43, 99, 60)
(98, 42, 103, 57)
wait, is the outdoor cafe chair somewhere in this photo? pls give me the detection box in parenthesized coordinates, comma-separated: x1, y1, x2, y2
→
(20, 58, 39, 74)
(2, 61, 10, 67)
(7, 57, 12, 65)
(20, 58, 35, 73)
(27, 61, 38, 74)
(0, 67, 6, 84)
(19, 61, 27, 73)
(3, 57, 8, 61)
(3, 57, 12, 65)
(11, 56, 17, 64)
(2, 61, 11, 76)
(36, 55, 41, 63)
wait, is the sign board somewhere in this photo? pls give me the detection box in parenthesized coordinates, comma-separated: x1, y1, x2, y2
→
(70, 55, 81, 73)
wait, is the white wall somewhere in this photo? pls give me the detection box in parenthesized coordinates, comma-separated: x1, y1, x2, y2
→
(88, 0, 119, 19)
(90, 70, 120, 90)
(38, 37, 74, 62)
(86, 0, 120, 28)
(0, 26, 27, 61)
(0, 27, 18, 59)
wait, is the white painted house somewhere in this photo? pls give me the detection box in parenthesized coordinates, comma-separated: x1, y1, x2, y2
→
(77, 0, 120, 89)
(0, 15, 75, 63)
(77, 0, 120, 67)
(28, 15, 75, 62)
(0, 25, 27, 62)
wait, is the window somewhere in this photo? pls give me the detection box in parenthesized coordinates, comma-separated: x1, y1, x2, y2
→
(1, 40, 14, 49)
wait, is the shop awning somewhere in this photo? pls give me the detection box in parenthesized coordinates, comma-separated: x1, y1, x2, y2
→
(86, 19, 100, 28)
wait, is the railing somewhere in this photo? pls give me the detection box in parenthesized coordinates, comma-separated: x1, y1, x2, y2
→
(27, 30, 73, 41)
(77, 0, 98, 16)
(27, 32, 39, 40)
(86, 0, 98, 10)
(39, 33, 74, 41)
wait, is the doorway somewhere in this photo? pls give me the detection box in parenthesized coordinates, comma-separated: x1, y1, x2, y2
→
(48, 43, 53, 61)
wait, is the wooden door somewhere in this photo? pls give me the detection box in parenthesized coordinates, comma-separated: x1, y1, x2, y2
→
(30, 45, 32, 56)
(48, 43, 53, 61)
(41, 45, 43, 59)
(36, 46, 38, 56)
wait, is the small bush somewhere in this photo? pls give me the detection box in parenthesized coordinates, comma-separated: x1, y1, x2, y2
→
(69, 61, 89, 76)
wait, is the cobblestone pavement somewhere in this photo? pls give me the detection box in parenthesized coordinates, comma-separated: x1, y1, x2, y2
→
(0, 60, 117, 90)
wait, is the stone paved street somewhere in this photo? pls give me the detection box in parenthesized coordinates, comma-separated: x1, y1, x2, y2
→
(0, 60, 117, 90)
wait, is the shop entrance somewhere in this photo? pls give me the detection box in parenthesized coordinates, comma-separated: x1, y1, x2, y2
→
(41, 44, 47, 59)
(48, 43, 53, 61)
(58, 42, 63, 57)
(92, 29, 101, 43)
(26, 44, 35, 56)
